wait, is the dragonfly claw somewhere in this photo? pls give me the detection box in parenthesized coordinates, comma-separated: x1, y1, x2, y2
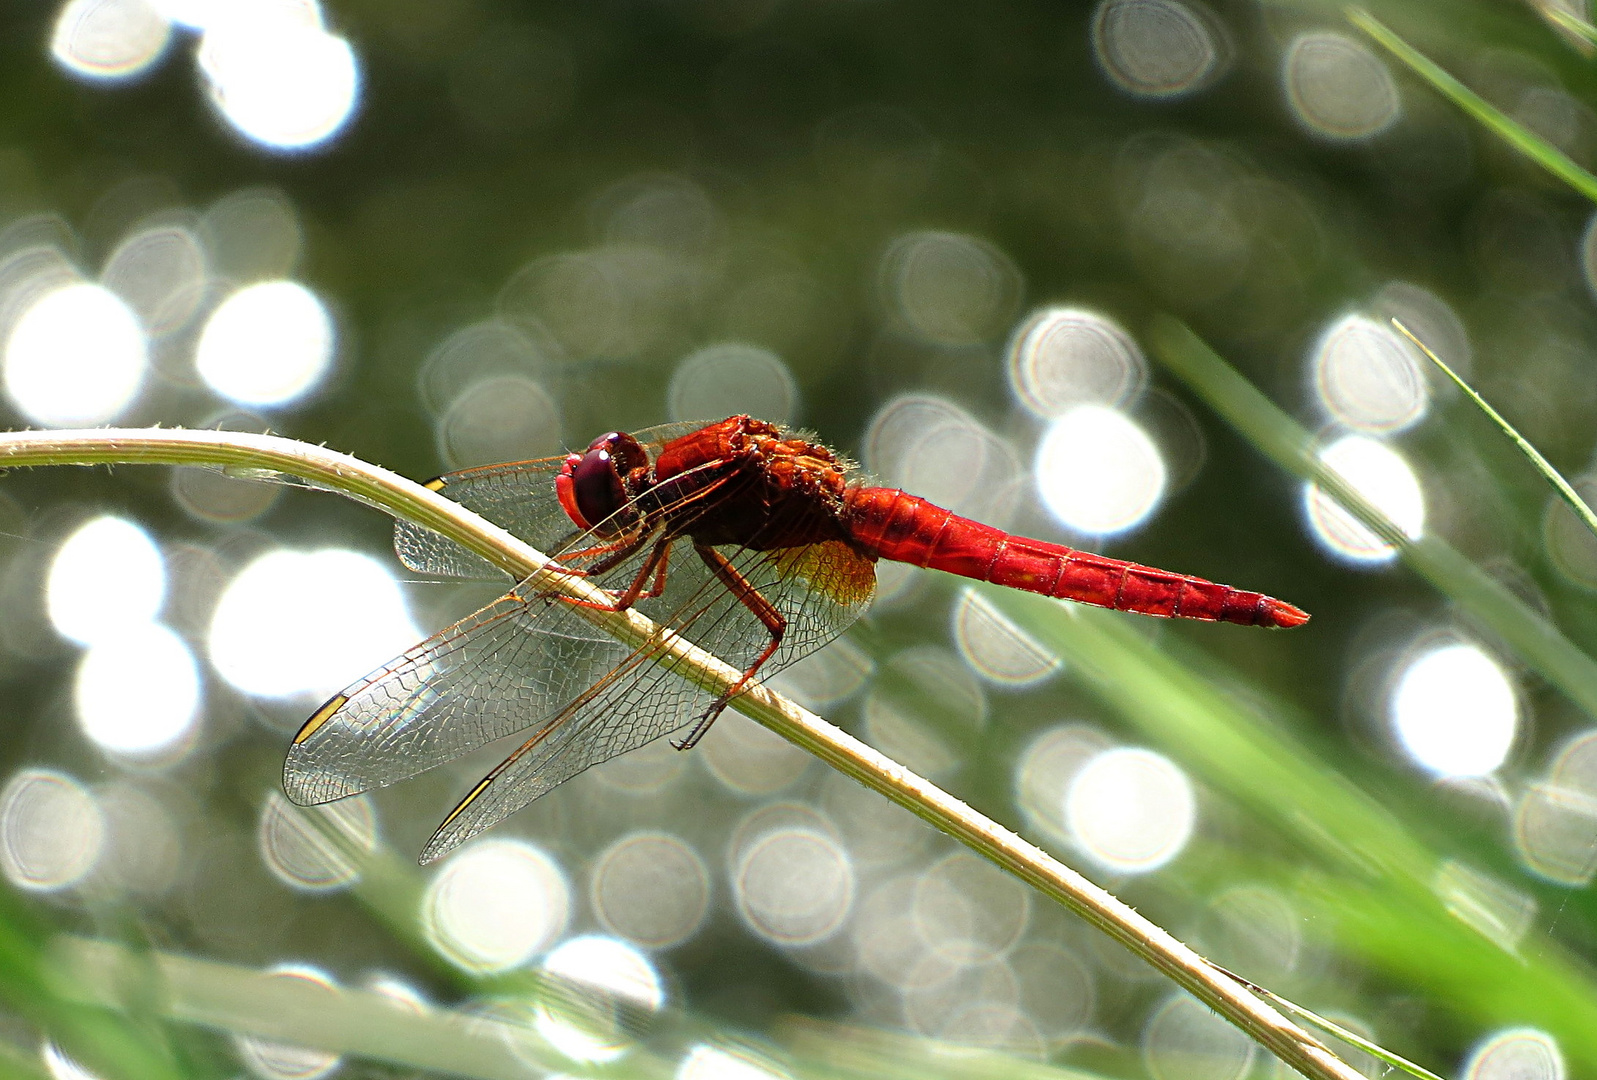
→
(673, 704, 725, 751)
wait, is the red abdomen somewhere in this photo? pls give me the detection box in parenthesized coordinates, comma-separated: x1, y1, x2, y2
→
(841, 487, 1307, 628)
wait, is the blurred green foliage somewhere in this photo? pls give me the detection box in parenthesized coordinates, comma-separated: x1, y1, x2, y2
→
(10, 0, 1597, 1078)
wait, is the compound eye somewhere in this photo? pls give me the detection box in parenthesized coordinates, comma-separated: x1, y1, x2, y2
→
(555, 431, 650, 534)
(570, 442, 626, 530)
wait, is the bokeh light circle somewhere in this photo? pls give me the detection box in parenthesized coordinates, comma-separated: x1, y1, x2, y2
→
(1303, 434, 1424, 563)
(864, 395, 1021, 540)
(1142, 992, 1255, 1080)
(1006, 306, 1147, 419)
(667, 343, 798, 425)
(733, 827, 855, 946)
(48, 515, 165, 646)
(1091, 0, 1225, 99)
(202, 187, 303, 281)
(1544, 476, 1597, 591)
(103, 224, 209, 335)
(589, 831, 710, 948)
(1512, 781, 1597, 887)
(1283, 32, 1400, 140)
(257, 790, 377, 892)
(196, 280, 334, 407)
(1015, 723, 1114, 844)
(198, 10, 360, 151)
(1312, 314, 1428, 432)
(0, 769, 104, 892)
(767, 637, 873, 713)
(1066, 747, 1195, 872)
(51, 0, 171, 81)
(437, 374, 562, 469)
(1036, 404, 1166, 535)
(42, 1040, 101, 1080)
(93, 780, 181, 896)
(422, 839, 570, 973)
(879, 231, 1021, 346)
(1391, 643, 1517, 777)
(535, 935, 664, 1063)
(231, 965, 343, 1080)
(4, 282, 147, 426)
(75, 622, 201, 759)
(1463, 1028, 1564, 1080)
(1010, 941, 1096, 1046)
(951, 588, 1060, 687)
(914, 851, 1031, 966)
(208, 548, 419, 700)
(699, 712, 811, 796)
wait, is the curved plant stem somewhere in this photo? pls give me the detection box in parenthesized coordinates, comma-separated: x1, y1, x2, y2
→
(1209, 966, 1446, 1080)
(0, 427, 1364, 1080)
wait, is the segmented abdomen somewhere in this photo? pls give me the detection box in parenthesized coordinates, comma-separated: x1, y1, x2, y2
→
(841, 486, 1307, 628)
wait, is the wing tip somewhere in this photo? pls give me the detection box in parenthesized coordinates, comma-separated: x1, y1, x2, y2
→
(418, 776, 495, 864)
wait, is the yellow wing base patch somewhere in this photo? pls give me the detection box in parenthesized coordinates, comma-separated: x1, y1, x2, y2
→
(774, 540, 877, 607)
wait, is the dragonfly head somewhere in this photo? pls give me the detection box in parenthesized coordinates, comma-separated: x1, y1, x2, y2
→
(556, 431, 650, 535)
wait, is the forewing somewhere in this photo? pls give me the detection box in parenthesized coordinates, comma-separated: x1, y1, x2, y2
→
(394, 458, 569, 579)
(419, 532, 877, 862)
(392, 422, 714, 579)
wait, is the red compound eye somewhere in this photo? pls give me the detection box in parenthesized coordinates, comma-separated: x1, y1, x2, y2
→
(555, 432, 647, 534)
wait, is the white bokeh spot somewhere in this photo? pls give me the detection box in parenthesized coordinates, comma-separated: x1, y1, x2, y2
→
(1392, 643, 1517, 777)
(196, 280, 334, 406)
(1036, 404, 1166, 535)
(5, 282, 148, 427)
(208, 548, 418, 699)
(48, 516, 165, 646)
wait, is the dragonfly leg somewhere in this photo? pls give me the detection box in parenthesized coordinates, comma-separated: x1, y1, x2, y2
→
(549, 534, 646, 573)
(674, 543, 786, 750)
(549, 536, 673, 613)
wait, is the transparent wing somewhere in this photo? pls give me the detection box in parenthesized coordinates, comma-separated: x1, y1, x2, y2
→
(417, 534, 877, 862)
(282, 590, 630, 806)
(394, 458, 569, 579)
(393, 420, 718, 579)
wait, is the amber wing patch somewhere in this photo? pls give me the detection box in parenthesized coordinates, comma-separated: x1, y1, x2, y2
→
(773, 540, 877, 607)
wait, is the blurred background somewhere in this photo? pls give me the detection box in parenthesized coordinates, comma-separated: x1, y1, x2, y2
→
(3, 0, 1597, 1077)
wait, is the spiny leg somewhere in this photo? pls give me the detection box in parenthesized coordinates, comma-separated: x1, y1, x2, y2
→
(542, 524, 676, 600)
(550, 535, 673, 613)
(674, 543, 786, 750)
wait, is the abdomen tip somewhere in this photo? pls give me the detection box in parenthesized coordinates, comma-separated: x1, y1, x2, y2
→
(1264, 599, 1310, 628)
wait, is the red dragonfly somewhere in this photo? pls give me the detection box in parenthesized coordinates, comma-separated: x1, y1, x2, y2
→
(284, 415, 1306, 862)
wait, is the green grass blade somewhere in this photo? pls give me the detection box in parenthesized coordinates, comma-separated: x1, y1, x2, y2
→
(1391, 317, 1597, 543)
(53, 937, 555, 1080)
(1148, 316, 1597, 720)
(1540, 3, 1597, 50)
(1346, 6, 1597, 204)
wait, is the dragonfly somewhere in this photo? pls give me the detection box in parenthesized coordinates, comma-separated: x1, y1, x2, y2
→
(283, 415, 1308, 862)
